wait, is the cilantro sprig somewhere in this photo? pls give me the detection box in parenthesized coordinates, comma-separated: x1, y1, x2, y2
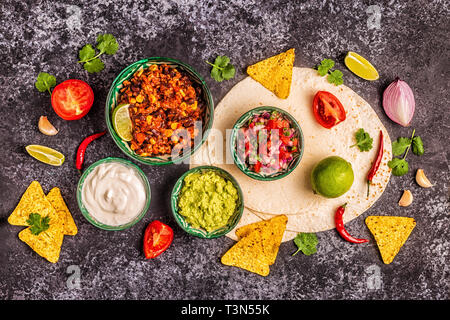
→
(317, 59, 344, 86)
(292, 232, 318, 256)
(26, 213, 50, 236)
(388, 129, 424, 176)
(35, 72, 56, 94)
(78, 34, 119, 73)
(206, 56, 236, 82)
(351, 128, 373, 152)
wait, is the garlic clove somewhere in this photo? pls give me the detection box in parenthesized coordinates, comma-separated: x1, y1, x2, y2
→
(416, 169, 433, 188)
(38, 116, 58, 136)
(398, 190, 413, 207)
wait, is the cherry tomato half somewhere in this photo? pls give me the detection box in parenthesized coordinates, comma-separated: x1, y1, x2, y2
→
(312, 91, 346, 129)
(143, 220, 174, 259)
(51, 79, 94, 120)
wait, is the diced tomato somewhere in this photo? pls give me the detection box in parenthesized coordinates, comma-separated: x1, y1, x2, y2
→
(143, 220, 174, 259)
(253, 161, 261, 173)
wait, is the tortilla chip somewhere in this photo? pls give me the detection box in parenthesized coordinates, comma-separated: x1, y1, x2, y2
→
(8, 181, 55, 226)
(366, 216, 416, 264)
(246, 48, 295, 99)
(19, 223, 64, 263)
(221, 229, 270, 276)
(236, 215, 287, 265)
(46, 187, 78, 236)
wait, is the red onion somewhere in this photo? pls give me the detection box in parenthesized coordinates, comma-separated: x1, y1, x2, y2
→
(382, 78, 415, 127)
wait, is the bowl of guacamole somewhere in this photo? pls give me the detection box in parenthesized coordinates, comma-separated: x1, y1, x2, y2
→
(171, 166, 244, 238)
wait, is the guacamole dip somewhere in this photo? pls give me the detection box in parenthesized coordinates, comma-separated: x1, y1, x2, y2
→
(178, 171, 239, 232)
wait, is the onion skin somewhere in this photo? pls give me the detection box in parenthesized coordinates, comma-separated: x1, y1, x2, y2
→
(382, 78, 415, 127)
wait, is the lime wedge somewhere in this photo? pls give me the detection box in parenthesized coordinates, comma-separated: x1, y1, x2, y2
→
(25, 145, 65, 166)
(344, 51, 379, 81)
(112, 103, 133, 141)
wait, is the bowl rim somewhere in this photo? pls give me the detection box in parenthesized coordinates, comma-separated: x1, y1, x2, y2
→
(170, 165, 244, 239)
(229, 106, 305, 181)
(105, 57, 214, 166)
(76, 157, 152, 231)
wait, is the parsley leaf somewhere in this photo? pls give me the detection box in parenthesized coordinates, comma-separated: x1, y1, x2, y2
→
(96, 34, 119, 55)
(78, 34, 118, 73)
(292, 233, 318, 256)
(317, 59, 335, 76)
(26, 213, 50, 236)
(83, 58, 105, 73)
(328, 70, 344, 86)
(392, 137, 412, 156)
(351, 128, 373, 151)
(388, 158, 409, 176)
(206, 56, 236, 82)
(412, 136, 424, 156)
(35, 72, 56, 94)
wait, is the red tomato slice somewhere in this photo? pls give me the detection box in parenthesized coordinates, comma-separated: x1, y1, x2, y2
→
(143, 220, 174, 259)
(312, 91, 346, 129)
(51, 79, 94, 120)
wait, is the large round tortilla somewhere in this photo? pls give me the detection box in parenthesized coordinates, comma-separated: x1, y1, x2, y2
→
(191, 67, 392, 241)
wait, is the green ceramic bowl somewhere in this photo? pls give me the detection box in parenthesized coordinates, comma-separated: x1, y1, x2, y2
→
(230, 106, 304, 181)
(105, 57, 214, 165)
(76, 157, 152, 231)
(170, 166, 244, 239)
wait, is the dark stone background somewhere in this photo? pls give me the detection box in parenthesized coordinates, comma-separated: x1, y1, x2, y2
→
(0, 0, 448, 300)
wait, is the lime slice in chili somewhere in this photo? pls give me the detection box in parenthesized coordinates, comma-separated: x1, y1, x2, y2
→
(112, 103, 133, 142)
(344, 51, 379, 81)
(25, 145, 65, 166)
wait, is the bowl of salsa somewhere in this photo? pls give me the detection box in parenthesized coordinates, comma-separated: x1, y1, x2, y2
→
(105, 57, 214, 165)
(230, 106, 304, 181)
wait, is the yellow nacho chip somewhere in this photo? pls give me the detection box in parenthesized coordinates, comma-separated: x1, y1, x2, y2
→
(19, 223, 64, 263)
(236, 215, 287, 265)
(246, 48, 295, 99)
(366, 216, 416, 264)
(46, 187, 78, 236)
(221, 229, 270, 277)
(8, 181, 55, 226)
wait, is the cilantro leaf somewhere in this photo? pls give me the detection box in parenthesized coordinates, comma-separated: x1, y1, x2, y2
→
(83, 58, 105, 73)
(292, 233, 318, 256)
(78, 44, 96, 62)
(26, 213, 50, 236)
(327, 70, 344, 86)
(351, 128, 373, 152)
(392, 137, 412, 156)
(96, 34, 119, 55)
(35, 72, 56, 94)
(206, 55, 236, 82)
(412, 136, 424, 156)
(317, 59, 335, 76)
(388, 158, 409, 176)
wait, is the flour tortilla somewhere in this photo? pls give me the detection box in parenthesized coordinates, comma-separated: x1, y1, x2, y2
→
(191, 67, 391, 240)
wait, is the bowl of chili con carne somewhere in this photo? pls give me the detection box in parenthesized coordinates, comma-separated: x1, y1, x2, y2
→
(230, 106, 304, 181)
(105, 57, 214, 165)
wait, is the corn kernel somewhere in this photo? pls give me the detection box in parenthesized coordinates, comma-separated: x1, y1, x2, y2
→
(146, 116, 153, 124)
(136, 94, 144, 103)
(191, 101, 198, 110)
(179, 89, 185, 97)
(130, 98, 136, 104)
(171, 136, 179, 143)
(180, 102, 187, 109)
(164, 129, 173, 137)
(170, 122, 178, 130)
(181, 111, 187, 117)
(150, 138, 156, 145)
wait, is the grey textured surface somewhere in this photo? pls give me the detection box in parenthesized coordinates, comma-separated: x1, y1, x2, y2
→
(0, 0, 449, 300)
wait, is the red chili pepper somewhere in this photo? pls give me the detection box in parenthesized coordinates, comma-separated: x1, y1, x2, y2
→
(76, 131, 106, 172)
(335, 203, 368, 244)
(367, 130, 384, 197)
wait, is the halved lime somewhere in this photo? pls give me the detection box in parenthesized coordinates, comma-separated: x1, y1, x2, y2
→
(344, 51, 379, 81)
(112, 103, 133, 141)
(25, 145, 65, 166)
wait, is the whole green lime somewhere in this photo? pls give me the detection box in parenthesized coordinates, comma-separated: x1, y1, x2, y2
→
(311, 156, 354, 198)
